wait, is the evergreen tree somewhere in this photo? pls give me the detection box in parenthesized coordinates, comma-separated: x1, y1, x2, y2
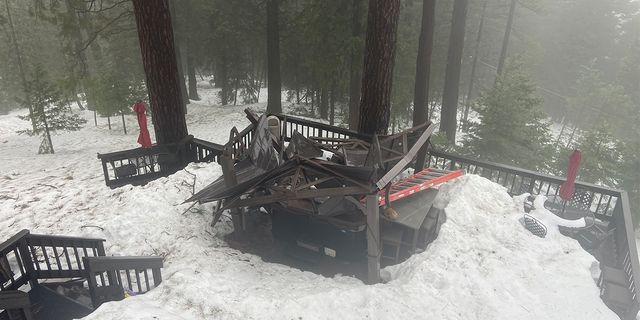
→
(16, 64, 86, 154)
(85, 68, 146, 133)
(565, 61, 631, 145)
(463, 57, 552, 171)
(570, 122, 620, 187)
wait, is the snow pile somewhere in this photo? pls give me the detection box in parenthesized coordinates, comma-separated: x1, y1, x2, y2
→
(0, 99, 618, 319)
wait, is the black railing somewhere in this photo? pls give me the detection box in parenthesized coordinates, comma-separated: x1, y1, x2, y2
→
(272, 114, 372, 143)
(187, 138, 225, 164)
(1, 230, 106, 291)
(1, 229, 164, 317)
(98, 135, 227, 188)
(83, 256, 163, 308)
(426, 150, 619, 220)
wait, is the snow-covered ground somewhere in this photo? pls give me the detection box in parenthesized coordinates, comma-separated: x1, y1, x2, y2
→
(0, 89, 623, 319)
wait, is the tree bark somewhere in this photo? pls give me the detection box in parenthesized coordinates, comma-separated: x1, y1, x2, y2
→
(169, 0, 189, 112)
(439, 0, 468, 144)
(412, 0, 436, 171)
(218, 57, 229, 105)
(358, 0, 401, 135)
(320, 87, 328, 119)
(330, 80, 336, 126)
(132, 0, 188, 145)
(121, 111, 127, 135)
(348, 0, 364, 131)
(495, 0, 516, 82)
(187, 51, 199, 100)
(266, 0, 282, 114)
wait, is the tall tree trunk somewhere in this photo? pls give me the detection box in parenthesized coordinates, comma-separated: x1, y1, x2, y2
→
(463, 0, 487, 132)
(495, 0, 516, 82)
(348, 0, 364, 131)
(266, 0, 282, 114)
(219, 58, 229, 105)
(121, 111, 127, 134)
(440, 0, 469, 144)
(169, 0, 189, 112)
(320, 87, 328, 119)
(132, 0, 188, 145)
(412, 0, 436, 171)
(187, 50, 199, 100)
(233, 62, 240, 105)
(5, 0, 36, 133)
(330, 81, 336, 126)
(358, 0, 401, 135)
(41, 110, 54, 154)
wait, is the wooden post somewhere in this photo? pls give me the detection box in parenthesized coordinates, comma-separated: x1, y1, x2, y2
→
(366, 193, 381, 284)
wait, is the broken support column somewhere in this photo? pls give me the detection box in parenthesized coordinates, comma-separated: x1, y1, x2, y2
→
(366, 193, 381, 284)
(220, 152, 245, 242)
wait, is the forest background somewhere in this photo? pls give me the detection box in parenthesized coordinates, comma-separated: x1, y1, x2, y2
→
(0, 0, 638, 225)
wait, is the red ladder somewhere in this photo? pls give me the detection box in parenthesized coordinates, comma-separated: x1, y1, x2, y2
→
(376, 167, 464, 206)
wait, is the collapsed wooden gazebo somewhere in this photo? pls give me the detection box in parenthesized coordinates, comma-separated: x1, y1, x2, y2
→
(185, 109, 458, 283)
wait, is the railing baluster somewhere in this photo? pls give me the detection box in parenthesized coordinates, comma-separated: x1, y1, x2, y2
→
(62, 245, 73, 271)
(603, 196, 613, 217)
(126, 269, 133, 291)
(143, 269, 150, 291)
(73, 246, 82, 270)
(40, 244, 52, 273)
(116, 269, 124, 288)
(13, 247, 25, 279)
(29, 242, 41, 272)
(135, 270, 143, 292)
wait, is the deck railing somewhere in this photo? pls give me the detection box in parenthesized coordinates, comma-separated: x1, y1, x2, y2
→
(0, 230, 106, 291)
(0, 229, 164, 315)
(97, 135, 225, 188)
(426, 150, 620, 219)
(83, 256, 163, 308)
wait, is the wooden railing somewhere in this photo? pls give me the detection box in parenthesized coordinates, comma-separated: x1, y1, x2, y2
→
(83, 256, 163, 308)
(1, 230, 34, 291)
(98, 135, 226, 188)
(426, 149, 640, 319)
(0, 229, 164, 314)
(426, 150, 619, 220)
(187, 138, 225, 164)
(271, 114, 372, 143)
(1, 230, 106, 291)
(97, 137, 192, 188)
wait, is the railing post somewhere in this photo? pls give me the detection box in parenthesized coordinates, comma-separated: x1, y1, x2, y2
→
(366, 193, 381, 284)
(17, 233, 36, 288)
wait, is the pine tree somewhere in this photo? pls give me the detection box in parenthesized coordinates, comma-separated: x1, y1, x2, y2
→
(571, 122, 620, 187)
(85, 68, 146, 134)
(463, 57, 552, 171)
(16, 64, 86, 154)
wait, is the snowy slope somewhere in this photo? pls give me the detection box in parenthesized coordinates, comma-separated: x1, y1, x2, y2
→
(0, 93, 619, 319)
